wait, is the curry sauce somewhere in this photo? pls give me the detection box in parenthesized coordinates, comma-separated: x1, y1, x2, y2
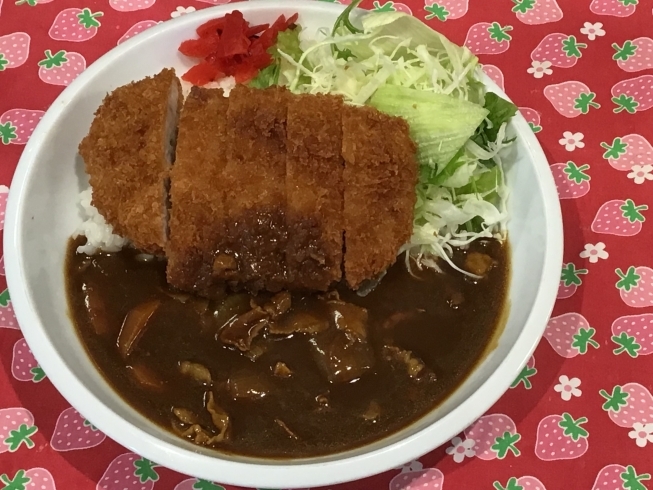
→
(65, 237, 509, 458)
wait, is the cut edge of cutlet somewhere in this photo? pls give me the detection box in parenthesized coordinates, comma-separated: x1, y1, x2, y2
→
(341, 104, 418, 290)
(167, 86, 230, 293)
(286, 93, 344, 291)
(78, 68, 183, 255)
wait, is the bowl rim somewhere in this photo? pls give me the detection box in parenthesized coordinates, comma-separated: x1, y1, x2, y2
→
(4, 1, 564, 487)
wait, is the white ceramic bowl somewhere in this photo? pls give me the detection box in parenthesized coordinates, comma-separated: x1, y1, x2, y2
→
(4, 2, 563, 488)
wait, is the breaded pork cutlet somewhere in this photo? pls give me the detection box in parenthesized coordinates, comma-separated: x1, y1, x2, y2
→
(79, 68, 182, 254)
(220, 85, 289, 292)
(286, 94, 344, 290)
(167, 87, 229, 293)
(341, 105, 418, 289)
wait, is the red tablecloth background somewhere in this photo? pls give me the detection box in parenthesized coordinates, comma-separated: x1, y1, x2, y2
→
(1, 0, 653, 488)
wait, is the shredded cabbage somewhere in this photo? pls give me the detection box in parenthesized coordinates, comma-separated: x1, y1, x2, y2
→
(278, 6, 516, 277)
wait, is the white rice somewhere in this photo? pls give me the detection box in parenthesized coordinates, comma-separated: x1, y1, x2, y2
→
(73, 189, 128, 255)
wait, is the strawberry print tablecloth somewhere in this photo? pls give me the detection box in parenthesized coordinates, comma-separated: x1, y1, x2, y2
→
(1, 0, 653, 489)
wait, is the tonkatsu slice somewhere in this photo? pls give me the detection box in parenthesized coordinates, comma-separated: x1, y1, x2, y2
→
(342, 105, 418, 290)
(167, 86, 229, 293)
(79, 68, 182, 254)
(286, 93, 344, 291)
(219, 85, 289, 292)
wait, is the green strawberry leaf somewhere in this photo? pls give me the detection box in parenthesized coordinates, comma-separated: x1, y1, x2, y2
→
(494, 477, 524, 490)
(30, 366, 46, 382)
(572, 327, 599, 354)
(612, 332, 642, 358)
(528, 122, 542, 133)
(558, 412, 588, 441)
(612, 40, 637, 61)
(620, 465, 650, 490)
(491, 431, 521, 458)
(488, 22, 512, 42)
(424, 3, 449, 21)
(0, 122, 17, 144)
(372, 1, 396, 12)
(0, 470, 31, 490)
(511, 364, 537, 389)
(612, 94, 639, 114)
(3, 424, 37, 452)
(600, 385, 629, 412)
(573, 92, 600, 114)
(193, 480, 225, 490)
(133, 458, 159, 483)
(0, 289, 10, 307)
(601, 137, 628, 160)
(616, 267, 641, 292)
(563, 161, 590, 184)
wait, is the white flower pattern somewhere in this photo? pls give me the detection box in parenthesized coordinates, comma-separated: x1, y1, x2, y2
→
(580, 22, 606, 41)
(629, 423, 653, 448)
(627, 165, 653, 185)
(527, 60, 553, 79)
(445, 436, 476, 463)
(171, 6, 196, 18)
(579, 242, 609, 263)
(558, 131, 585, 152)
(554, 375, 582, 401)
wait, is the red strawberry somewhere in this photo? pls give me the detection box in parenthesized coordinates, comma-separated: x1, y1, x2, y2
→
(510, 355, 536, 389)
(97, 453, 159, 490)
(424, 0, 468, 21)
(389, 467, 444, 490)
(110, 0, 156, 12)
(545, 312, 598, 358)
(372, 1, 413, 14)
(0, 184, 7, 229)
(12, 338, 46, 383)
(615, 266, 653, 308)
(544, 81, 600, 118)
(590, 0, 638, 17)
(0, 255, 4, 276)
(0, 32, 30, 71)
(49, 8, 103, 42)
(38, 49, 86, 86)
(118, 20, 160, 45)
(174, 478, 225, 490)
(551, 161, 590, 199)
(600, 383, 653, 427)
(613, 38, 653, 73)
(0, 469, 55, 490)
(0, 109, 44, 145)
(481, 64, 504, 91)
(535, 413, 589, 461)
(0, 408, 37, 453)
(463, 413, 521, 460)
(592, 464, 651, 490)
(196, 0, 231, 4)
(591, 199, 647, 236)
(51, 407, 106, 451)
(601, 134, 653, 171)
(512, 0, 563, 25)
(611, 314, 653, 357)
(464, 22, 512, 55)
(557, 262, 587, 299)
(612, 75, 653, 114)
(519, 107, 542, 132)
(494, 476, 547, 490)
(532, 33, 586, 68)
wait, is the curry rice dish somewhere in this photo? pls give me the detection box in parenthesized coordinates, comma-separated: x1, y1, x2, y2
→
(68, 68, 510, 458)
